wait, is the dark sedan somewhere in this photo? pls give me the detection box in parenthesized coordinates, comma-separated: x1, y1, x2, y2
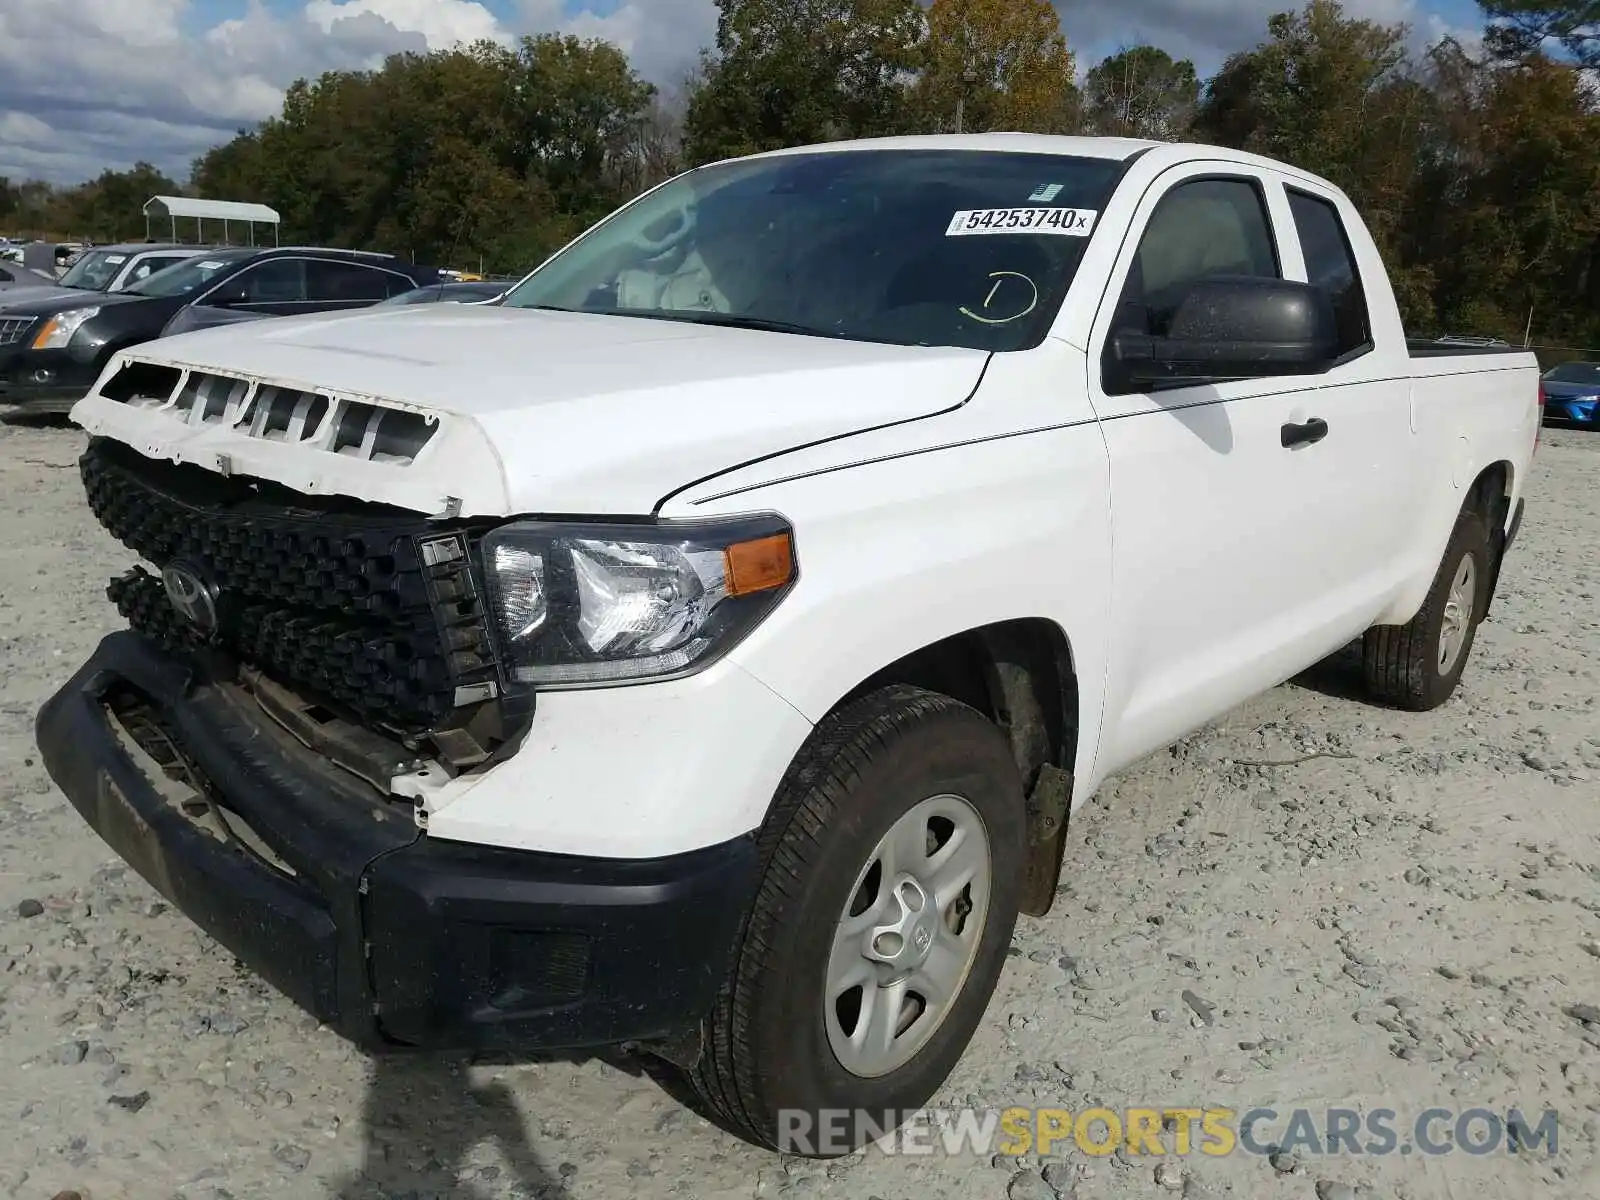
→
(1542, 361, 1599, 427)
(0, 247, 438, 414)
(376, 280, 507, 305)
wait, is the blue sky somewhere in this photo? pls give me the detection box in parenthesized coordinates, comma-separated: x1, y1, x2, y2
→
(1, 0, 1491, 186)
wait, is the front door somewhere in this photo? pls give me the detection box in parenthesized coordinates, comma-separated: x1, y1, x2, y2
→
(1085, 164, 1405, 779)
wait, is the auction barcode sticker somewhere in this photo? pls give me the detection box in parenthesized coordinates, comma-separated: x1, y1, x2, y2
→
(946, 207, 1097, 237)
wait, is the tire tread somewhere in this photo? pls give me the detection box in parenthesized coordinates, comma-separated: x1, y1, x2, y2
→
(1363, 508, 1489, 712)
(685, 685, 984, 1149)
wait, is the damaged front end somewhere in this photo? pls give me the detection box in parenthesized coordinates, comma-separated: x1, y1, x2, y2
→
(83, 433, 534, 816)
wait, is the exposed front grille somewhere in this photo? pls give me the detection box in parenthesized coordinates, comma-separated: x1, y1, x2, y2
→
(83, 438, 499, 736)
(0, 317, 35, 346)
(98, 360, 439, 464)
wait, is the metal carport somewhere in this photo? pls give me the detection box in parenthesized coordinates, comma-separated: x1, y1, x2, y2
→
(143, 196, 280, 246)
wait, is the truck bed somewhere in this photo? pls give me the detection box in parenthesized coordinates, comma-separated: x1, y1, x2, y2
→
(1407, 338, 1527, 359)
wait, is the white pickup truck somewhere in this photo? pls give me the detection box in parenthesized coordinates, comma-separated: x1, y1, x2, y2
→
(39, 135, 1538, 1154)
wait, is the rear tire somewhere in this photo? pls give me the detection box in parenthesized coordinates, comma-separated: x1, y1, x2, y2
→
(685, 685, 1024, 1155)
(1363, 506, 1491, 711)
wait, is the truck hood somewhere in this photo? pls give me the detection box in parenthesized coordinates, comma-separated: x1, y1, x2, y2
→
(72, 304, 989, 517)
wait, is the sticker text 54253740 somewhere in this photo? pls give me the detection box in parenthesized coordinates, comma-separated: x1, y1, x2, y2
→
(946, 208, 1097, 237)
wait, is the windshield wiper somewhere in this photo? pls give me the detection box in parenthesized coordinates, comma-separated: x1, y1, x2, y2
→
(514, 303, 868, 342)
(610, 308, 850, 341)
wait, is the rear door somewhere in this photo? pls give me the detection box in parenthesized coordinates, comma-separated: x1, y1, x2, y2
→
(1085, 162, 1409, 778)
(1274, 177, 1417, 610)
(305, 260, 411, 311)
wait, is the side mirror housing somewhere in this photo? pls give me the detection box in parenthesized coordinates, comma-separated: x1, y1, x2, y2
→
(205, 285, 249, 308)
(1110, 276, 1339, 388)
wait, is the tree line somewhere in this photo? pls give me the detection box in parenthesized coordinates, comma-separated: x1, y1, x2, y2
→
(2, 0, 1596, 349)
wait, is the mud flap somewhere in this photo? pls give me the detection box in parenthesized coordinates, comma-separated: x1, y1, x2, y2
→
(1483, 497, 1522, 621)
(1020, 763, 1072, 916)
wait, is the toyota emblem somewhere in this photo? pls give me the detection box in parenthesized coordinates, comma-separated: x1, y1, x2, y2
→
(161, 561, 220, 634)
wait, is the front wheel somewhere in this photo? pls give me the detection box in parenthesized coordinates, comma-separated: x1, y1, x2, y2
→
(1363, 506, 1492, 711)
(686, 685, 1025, 1155)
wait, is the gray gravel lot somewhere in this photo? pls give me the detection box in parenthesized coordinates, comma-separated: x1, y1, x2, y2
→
(1, 421, 1597, 1200)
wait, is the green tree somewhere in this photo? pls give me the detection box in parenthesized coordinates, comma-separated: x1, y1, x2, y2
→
(512, 34, 657, 214)
(68, 163, 182, 241)
(1481, 2, 1599, 69)
(1082, 46, 1199, 139)
(1193, 1, 1431, 305)
(683, 0, 924, 164)
(914, 0, 1079, 133)
(1408, 47, 1600, 343)
(190, 36, 655, 274)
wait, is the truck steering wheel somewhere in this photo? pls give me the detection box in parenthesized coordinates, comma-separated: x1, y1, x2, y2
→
(628, 199, 698, 259)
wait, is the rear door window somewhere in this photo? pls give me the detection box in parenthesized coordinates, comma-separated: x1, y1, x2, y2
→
(1287, 189, 1372, 357)
(307, 260, 394, 304)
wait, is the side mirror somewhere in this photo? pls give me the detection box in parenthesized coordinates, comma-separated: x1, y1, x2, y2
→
(1110, 276, 1339, 387)
(206, 285, 249, 308)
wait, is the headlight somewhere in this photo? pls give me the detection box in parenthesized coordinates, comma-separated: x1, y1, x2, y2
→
(482, 516, 796, 687)
(31, 307, 101, 349)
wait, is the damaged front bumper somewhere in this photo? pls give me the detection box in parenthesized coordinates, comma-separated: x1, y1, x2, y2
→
(36, 631, 759, 1052)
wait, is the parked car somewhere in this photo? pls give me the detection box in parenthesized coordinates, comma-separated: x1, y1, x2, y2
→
(377, 281, 506, 305)
(1540, 360, 1599, 427)
(0, 247, 437, 413)
(41, 136, 1538, 1154)
(0, 242, 208, 303)
(0, 261, 49, 289)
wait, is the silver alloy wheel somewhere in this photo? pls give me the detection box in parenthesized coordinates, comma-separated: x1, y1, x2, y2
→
(824, 793, 992, 1079)
(1438, 553, 1478, 675)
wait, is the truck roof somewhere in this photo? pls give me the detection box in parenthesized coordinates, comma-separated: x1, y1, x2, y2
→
(746, 133, 1165, 163)
(737, 133, 1351, 200)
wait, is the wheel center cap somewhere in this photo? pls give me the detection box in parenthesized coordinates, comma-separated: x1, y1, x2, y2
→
(866, 874, 938, 972)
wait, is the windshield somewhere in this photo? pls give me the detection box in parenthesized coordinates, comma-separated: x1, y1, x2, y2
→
(1546, 362, 1600, 385)
(57, 250, 131, 291)
(125, 251, 252, 298)
(502, 150, 1125, 351)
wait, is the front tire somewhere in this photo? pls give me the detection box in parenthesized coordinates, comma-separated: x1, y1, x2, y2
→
(687, 685, 1025, 1155)
(1363, 506, 1492, 711)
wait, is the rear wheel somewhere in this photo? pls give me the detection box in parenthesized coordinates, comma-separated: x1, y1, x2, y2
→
(1363, 506, 1491, 711)
(686, 685, 1024, 1155)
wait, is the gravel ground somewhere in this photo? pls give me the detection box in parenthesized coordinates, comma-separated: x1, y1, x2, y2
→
(1, 420, 1597, 1200)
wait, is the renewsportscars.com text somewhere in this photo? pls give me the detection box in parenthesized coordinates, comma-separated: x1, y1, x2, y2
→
(776, 1106, 1562, 1159)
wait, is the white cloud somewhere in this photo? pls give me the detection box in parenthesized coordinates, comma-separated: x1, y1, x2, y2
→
(305, 0, 510, 49)
(0, 0, 1483, 188)
(519, 0, 717, 88)
(0, 0, 442, 184)
(1059, 0, 1475, 71)
(0, 110, 56, 144)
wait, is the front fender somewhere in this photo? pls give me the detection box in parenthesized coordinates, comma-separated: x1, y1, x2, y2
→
(701, 421, 1114, 803)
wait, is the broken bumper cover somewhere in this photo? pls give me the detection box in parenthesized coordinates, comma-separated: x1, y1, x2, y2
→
(35, 632, 759, 1051)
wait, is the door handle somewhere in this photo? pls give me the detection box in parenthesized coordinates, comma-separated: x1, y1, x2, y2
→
(1281, 417, 1329, 448)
